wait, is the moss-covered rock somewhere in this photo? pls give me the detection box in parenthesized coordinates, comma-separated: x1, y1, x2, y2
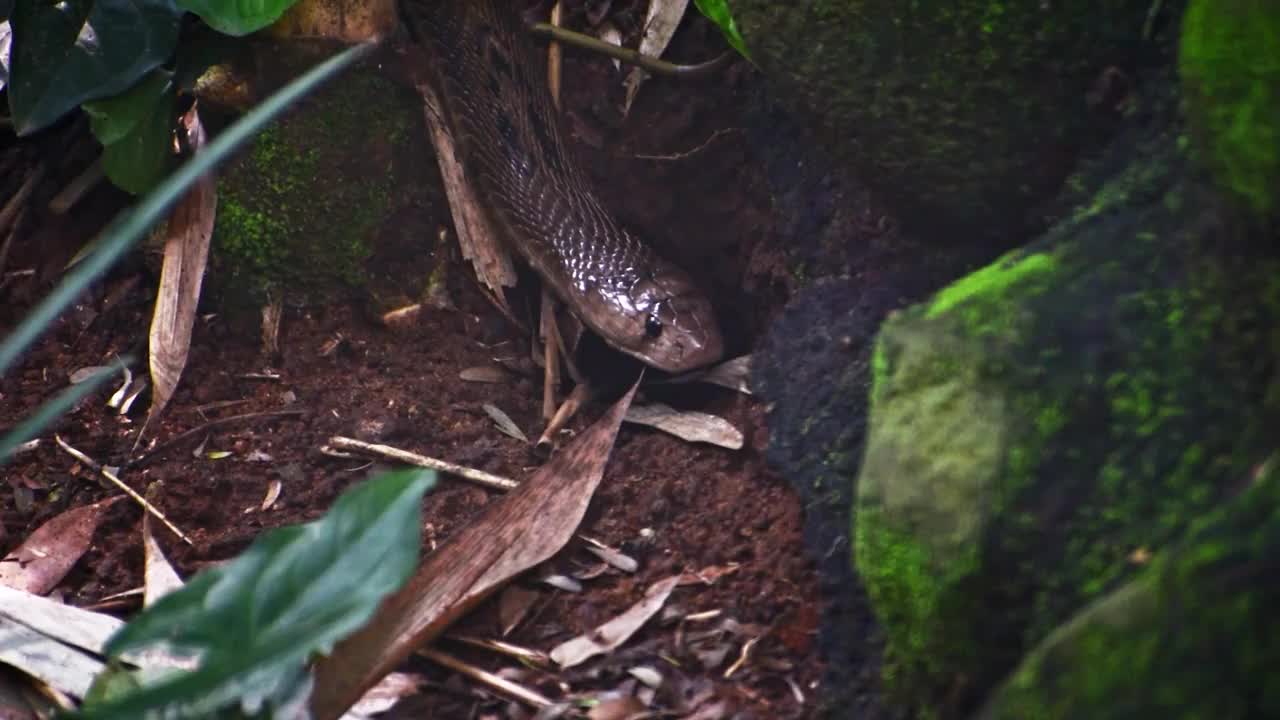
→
(978, 454, 1280, 719)
(1179, 0, 1280, 217)
(207, 43, 443, 315)
(727, 0, 1167, 245)
(853, 63, 1280, 716)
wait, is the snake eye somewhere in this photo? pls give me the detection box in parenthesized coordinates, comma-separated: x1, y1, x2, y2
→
(645, 315, 664, 338)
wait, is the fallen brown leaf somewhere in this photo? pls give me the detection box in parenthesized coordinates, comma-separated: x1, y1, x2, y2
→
(0, 497, 124, 594)
(309, 379, 641, 719)
(550, 574, 680, 669)
(141, 106, 216, 442)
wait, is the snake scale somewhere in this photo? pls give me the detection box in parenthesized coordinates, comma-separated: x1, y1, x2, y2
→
(400, 0, 725, 373)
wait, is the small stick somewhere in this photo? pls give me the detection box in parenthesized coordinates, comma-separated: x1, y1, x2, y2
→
(125, 409, 306, 469)
(540, 290, 561, 420)
(547, 2, 564, 110)
(529, 23, 735, 78)
(327, 436, 518, 491)
(445, 634, 552, 668)
(48, 159, 105, 214)
(0, 164, 44, 238)
(634, 127, 742, 161)
(418, 647, 553, 710)
(55, 435, 194, 545)
(535, 381, 593, 448)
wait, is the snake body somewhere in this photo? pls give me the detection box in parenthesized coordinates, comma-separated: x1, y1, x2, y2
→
(401, 0, 724, 373)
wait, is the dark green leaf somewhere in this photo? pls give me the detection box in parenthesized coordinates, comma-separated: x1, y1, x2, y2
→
(693, 0, 750, 60)
(0, 41, 375, 378)
(76, 469, 434, 719)
(83, 71, 171, 144)
(84, 72, 177, 194)
(8, 0, 181, 135)
(175, 0, 302, 37)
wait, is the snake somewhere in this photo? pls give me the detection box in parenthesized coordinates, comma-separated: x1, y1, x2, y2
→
(399, 0, 725, 373)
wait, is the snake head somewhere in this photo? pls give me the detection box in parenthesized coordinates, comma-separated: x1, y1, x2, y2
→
(595, 261, 724, 373)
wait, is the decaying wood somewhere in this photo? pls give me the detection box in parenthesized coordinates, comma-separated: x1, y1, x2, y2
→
(308, 380, 640, 719)
(418, 79, 517, 302)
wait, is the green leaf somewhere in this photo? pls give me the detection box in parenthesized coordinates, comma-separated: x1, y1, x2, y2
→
(84, 72, 177, 194)
(693, 0, 750, 60)
(0, 40, 375, 379)
(83, 72, 170, 145)
(175, 0, 303, 37)
(77, 469, 434, 719)
(7, 0, 181, 135)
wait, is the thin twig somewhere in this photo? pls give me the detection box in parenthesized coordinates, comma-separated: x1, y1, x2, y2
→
(536, 382, 593, 448)
(54, 435, 194, 545)
(445, 634, 552, 668)
(0, 164, 45, 239)
(418, 647, 553, 709)
(48, 159, 105, 214)
(125, 409, 306, 469)
(528, 23, 735, 77)
(327, 436, 519, 491)
(540, 291, 561, 421)
(634, 127, 742, 161)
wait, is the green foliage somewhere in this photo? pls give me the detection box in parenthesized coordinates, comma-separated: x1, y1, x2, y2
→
(6, 0, 182, 135)
(75, 469, 435, 719)
(693, 0, 750, 59)
(1179, 0, 1280, 216)
(175, 0, 300, 37)
(83, 71, 178, 194)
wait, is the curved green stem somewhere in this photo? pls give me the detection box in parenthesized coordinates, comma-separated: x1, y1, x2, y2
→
(529, 23, 734, 77)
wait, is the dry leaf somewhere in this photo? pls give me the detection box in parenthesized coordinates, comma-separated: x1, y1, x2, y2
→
(419, 80, 517, 300)
(341, 672, 426, 720)
(623, 0, 690, 114)
(483, 403, 529, 443)
(596, 21, 623, 71)
(261, 479, 283, 511)
(0, 616, 105, 699)
(587, 696, 647, 720)
(624, 404, 743, 449)
(550, 574, 680, 668)
(460, 365, 512, 384)
(141, 106, 216, 442)
(142, 488, 184, 608)
(0, 497, 124, 594)
(309, 380, 641, 719)
(499, 586, 540, 636)
(663, 355, 752, 395)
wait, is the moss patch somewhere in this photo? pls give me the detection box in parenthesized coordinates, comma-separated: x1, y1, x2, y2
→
(1179, 0, 1280, 216)
(210, 56, 422, 309)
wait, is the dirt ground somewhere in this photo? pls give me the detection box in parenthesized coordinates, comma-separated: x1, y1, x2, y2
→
(0, 9, 853, 720)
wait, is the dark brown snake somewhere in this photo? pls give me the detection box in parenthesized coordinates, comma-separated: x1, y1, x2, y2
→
(400, 0, 724, 373)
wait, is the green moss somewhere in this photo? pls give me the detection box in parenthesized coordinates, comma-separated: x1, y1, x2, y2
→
(981, 455, 1280, 719)
(211, 64, 416, 305)
(925, 251, 1056, 330)
(1179, 0, 1280, 216)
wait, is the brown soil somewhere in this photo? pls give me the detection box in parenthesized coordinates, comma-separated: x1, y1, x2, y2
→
(0, 9, 837, 720)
